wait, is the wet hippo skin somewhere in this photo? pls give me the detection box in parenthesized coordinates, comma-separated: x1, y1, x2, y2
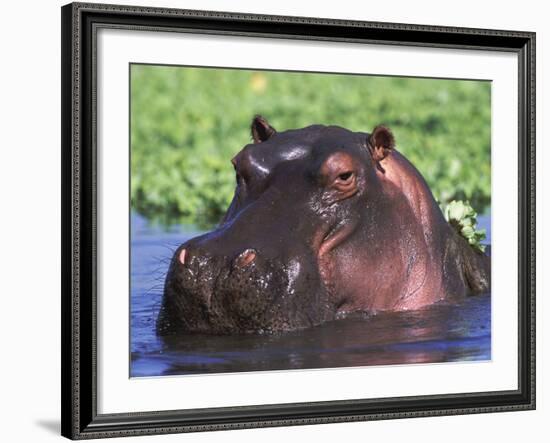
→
(157, 116, 491, 335)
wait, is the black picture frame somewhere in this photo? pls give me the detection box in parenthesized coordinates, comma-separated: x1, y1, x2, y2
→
(61, 2, 536, 439)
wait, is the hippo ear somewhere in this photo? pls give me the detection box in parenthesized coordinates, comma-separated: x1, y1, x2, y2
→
(368, 125, 395, 162)
(251, 115, 276, 143)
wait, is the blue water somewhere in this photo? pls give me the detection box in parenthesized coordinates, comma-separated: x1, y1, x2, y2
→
(130, 213, 491, 377)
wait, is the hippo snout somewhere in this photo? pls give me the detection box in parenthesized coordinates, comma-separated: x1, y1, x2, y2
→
(157, 234, 330, 335)
(175, 243, 260, 282)
(178, 246, 257, 268)
(158, 241, 280, 334)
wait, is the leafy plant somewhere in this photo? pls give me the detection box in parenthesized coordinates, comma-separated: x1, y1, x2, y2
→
(443, 200, 487, 253)
(130, 65, 491, 229)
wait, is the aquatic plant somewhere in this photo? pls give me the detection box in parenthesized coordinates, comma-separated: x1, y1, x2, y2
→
(131, 66, 491, 228)
(444, 200, 487, 253)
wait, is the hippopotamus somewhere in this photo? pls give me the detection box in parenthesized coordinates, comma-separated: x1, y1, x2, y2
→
(157, 116, 490, 335)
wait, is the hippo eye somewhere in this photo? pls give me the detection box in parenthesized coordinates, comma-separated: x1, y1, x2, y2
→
(337, 171, 353, 182)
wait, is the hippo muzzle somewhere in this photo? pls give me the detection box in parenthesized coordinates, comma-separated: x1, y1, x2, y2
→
(157, 215, 332, 335)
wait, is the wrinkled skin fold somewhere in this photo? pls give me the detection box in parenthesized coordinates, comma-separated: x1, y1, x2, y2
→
(157, 116, 490, 335)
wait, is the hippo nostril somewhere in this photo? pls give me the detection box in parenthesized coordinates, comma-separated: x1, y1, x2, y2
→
(234, 248, 257, 268)
(178, 248, 187, 265)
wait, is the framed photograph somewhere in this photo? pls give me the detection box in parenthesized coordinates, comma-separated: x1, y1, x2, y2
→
(61, 2, 536, 439)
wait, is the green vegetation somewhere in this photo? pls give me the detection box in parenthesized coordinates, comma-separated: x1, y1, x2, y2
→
(444, 200, 487, 252)
(131, 65, 491, 228)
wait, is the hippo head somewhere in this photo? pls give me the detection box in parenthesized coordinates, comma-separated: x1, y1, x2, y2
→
(157, 116, 395, 335)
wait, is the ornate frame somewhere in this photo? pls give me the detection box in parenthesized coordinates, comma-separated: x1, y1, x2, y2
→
(61, 2, 536, 439)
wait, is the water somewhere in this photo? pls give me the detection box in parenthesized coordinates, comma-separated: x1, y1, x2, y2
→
(130, 213, 491, 377)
